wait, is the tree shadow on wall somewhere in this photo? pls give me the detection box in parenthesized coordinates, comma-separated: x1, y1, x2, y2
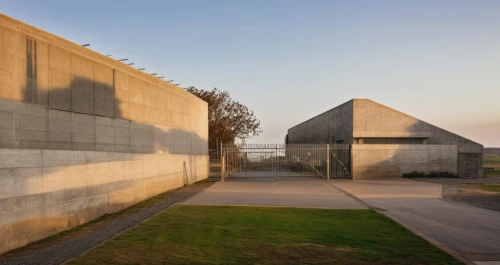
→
(0, 34, 210, 255)
(21, 37, 207, 157)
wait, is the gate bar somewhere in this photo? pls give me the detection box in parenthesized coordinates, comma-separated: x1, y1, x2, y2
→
(326, 144, 330, 179)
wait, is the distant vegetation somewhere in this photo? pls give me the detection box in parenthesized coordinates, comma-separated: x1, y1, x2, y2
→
(484, 154, 500, 164)
(187, 87, 262, 150)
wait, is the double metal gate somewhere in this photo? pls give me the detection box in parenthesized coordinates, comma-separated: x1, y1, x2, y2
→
(221, 144, 351, 180)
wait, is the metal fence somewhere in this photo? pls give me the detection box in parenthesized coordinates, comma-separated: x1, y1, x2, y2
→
(220, 144, 351, 180)
(208, 149, 222, 181)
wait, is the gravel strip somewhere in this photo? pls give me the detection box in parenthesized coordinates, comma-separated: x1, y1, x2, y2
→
(412, 177, 500, 184)
(413, 177, 500, 212)
(0, 182, 213, 265)
(444, 194, 500, 212)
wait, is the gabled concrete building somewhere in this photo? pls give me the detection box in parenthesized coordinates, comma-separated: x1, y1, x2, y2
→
(287, 99, 483, 179)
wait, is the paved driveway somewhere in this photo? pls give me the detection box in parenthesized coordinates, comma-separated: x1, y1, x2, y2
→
(329, 178, 500, 264)
(183, 179, 365, 209)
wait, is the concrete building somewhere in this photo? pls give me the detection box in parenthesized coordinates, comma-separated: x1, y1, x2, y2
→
(0, 13, 208, 254)
(287, 99, 483, 179)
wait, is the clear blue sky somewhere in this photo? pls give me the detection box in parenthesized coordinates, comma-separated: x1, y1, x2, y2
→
(2, 0, 499, 146)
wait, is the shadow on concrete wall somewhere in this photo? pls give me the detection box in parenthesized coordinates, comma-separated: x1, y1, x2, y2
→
(20, 37, 206, 156)
(0, 37, 209, 254)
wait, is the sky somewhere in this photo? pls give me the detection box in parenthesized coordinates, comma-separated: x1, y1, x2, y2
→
(1, 0, 499, 146)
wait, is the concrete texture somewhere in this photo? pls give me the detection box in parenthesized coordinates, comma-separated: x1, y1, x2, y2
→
(183, 179, 366, 209)
(287, 100, 353, 144)
(0, 150, 208, 255)
(0, 13, 208, 136)
(0, 182, 213, 265)
(352, 144, 457, 179)
(0, 13, 209, 254)
(287, 99, 483, 178)
(330, 178, 500, 263)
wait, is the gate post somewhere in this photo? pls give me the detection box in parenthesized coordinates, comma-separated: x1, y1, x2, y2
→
(221, 153, 226, 182)
(326, 144, 330, 179)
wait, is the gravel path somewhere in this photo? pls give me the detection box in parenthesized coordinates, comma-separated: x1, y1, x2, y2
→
(413, 177, 500, 213)
(412, 177, 500, 184)
(0, 182, 213, 265)
(444, 194, 500, 212)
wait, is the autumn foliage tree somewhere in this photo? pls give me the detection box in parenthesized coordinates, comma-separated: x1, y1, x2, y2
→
(186, 87, 262, 150)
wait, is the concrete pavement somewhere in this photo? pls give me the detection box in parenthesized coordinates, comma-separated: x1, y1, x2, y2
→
(183, 179, 366, 209)
(329, 178, 500, 264)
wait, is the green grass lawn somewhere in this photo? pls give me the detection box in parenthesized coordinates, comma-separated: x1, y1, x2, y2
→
(481, 184, 500, 193)
(69, 205, 461, 265)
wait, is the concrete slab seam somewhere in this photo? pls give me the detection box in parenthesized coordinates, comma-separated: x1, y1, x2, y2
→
(320, 180, 381, 210)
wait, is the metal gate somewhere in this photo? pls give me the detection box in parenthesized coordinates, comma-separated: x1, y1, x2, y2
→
(221, 144, 351, 180)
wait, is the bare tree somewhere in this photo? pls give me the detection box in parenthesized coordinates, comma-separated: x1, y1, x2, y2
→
(187, 87, 262, 150)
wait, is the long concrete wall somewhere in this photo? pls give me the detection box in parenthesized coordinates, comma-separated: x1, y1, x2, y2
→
(352, 144, 458, 179)
(287, 100, 353, 144)
(0, 13, 209, 254)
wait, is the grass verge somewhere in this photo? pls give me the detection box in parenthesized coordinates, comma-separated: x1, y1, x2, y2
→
(69, 205, 462, 265)
(3, 181, 211, 256)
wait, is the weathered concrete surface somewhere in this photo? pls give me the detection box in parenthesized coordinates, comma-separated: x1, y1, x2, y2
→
(330, 179, 500, 263)
(183, 179, 366, 209)
(287, 99, 483, 178)
(0, 99, 207, 154)
(0, 13, 209, 152)
(0, 149, 208, 255)
(0, 13, 209, 255)
(0, 182, 213, 265)
(352, 144, 457, 179)
(0, 13, 208, 133)
(287, 100, 353, 144)
(354, 99, 483, 178)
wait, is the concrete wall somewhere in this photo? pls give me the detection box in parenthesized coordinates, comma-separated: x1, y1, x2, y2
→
(287, 98, 483, 178)
(287, 100, 353, 144)
(352, 99, 480, 146)
(0, 13, 208, 254)
(0, 13, 208, 145)
(353, 99, 482, 178)
(351, 144, 458, 179)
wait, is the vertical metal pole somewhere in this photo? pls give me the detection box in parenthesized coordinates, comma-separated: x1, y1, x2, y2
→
(326, 144, 330, 179)
(221, 152, 226, 182)
(275, 144, 278, 179)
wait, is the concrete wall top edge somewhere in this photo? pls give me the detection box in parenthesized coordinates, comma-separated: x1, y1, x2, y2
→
(287, 99, 353, 132)
(0, 13, 206, 107)
(355, 99, 482, 147)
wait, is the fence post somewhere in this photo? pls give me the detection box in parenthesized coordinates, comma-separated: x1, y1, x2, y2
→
(275, 144, 278, 179)
(326, 144, 330, 179)
(221, 153, 226, 182)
